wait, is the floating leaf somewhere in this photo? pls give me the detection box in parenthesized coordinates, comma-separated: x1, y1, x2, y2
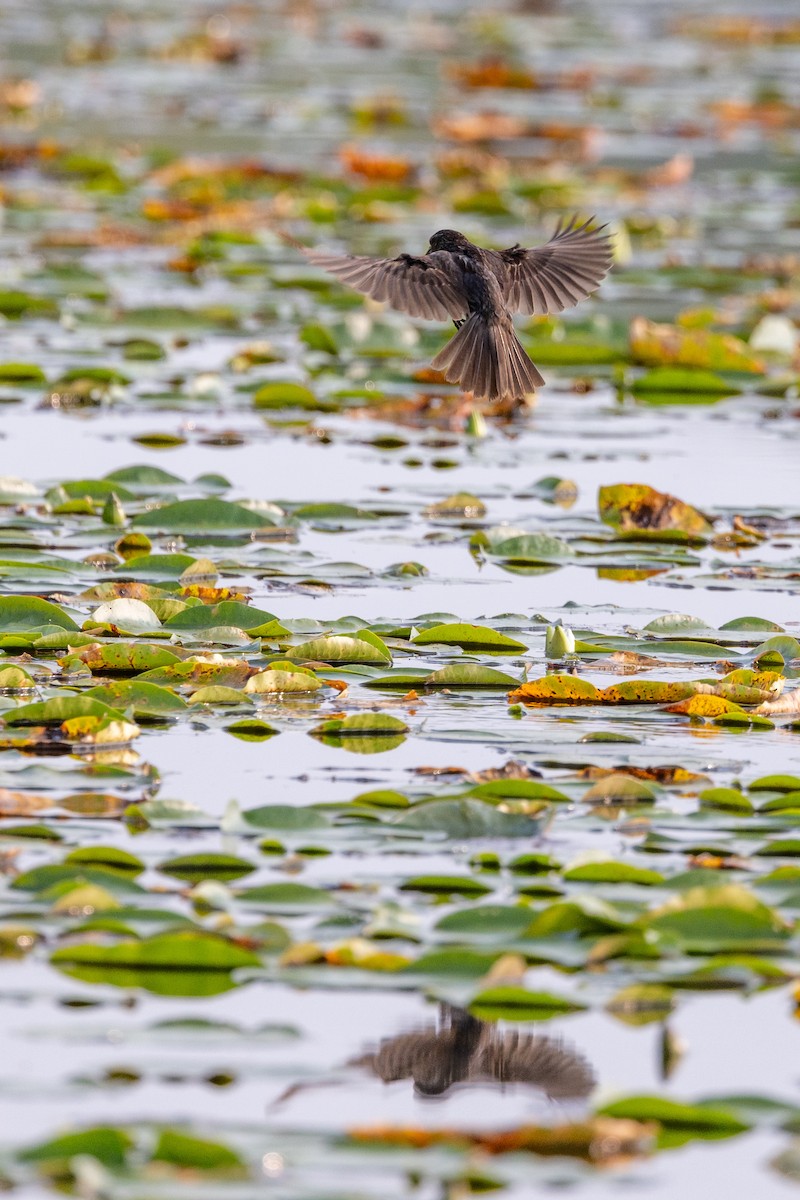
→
(151, 1130, 244, 1172)
(253, 381, 336, 411)
(236, 882, 335, 912)
(563, 861, 664, 885)
(159, 854, 255, 882)
(400, 875, 493, 897)
(310, 713, 409, 738)
(508, 675, 601, 704)
(631, 366, 741, 397)
(0, 597, 79, 633)
(435, 905, 535, 939)
(90, 598, 162, 633)
(243, 805, 330, 831)
(475, 529, 573, 565)
(245, 669, 324, 694)
(600, 680, 698, 704)
(87, 680, 188, 718)
(470, 780, 570, 802)
(139, 660, 255, 689)
(392, 798, 548, 837)
(51, 930, 261, 996)
(699, 788, 754, 814)
(630, 317, 766, 374)
(412, 623, 526, 652)
(132, 499, 273, 533)
(750, 775, 800, 793)
(599, 1094, 749, 1138)
(643, 886, 790, 951)
(71, 642, 180, 673)
(665, 695, 744, 718)
(287, 635, 391, 665)
(599, 484, 713, 538)
(19, 1127, 133, 1167)
(424, 663, 520, 688)
(583, 775, 657, 804)
(163, 601, 280, 634)
(469, 986, 586, 1020)
(4, 695, 127, 726)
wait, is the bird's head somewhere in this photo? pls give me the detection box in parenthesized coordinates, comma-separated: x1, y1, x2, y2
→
(428, 229, 472, 254)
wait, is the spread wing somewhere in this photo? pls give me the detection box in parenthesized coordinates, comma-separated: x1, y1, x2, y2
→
(472, 1031, 595, 1099)
(302, 247, 468, 321)
(485, 216, 613, 315)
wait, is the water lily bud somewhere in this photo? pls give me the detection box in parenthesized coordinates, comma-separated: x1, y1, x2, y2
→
(189, 880, 232, 912)
(545, 623, 575, 659)
(46, 484, 69, 509)
(749, 314, 798, 359)
(101, 491, 126, 526)
(465, 408, 487, 438)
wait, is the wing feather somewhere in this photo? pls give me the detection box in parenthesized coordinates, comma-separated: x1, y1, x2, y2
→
(302, 247, 468, 321)
(485, 217, 613, 315)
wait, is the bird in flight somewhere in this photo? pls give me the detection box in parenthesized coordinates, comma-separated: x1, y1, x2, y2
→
(351, 1004, 595, 1099)
(302, 217, 613, 402)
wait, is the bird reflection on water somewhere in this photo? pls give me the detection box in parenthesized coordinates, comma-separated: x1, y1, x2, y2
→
(350, 1003, 595, 1101)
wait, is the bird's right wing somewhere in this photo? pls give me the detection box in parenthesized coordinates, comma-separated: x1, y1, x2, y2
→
(473, 1031, 596, 1099)
(302, 247, 468, 321)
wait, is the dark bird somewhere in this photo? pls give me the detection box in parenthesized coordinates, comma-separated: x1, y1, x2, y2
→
(350, 1004, 595, 1100)
(303, 217, 613, 402)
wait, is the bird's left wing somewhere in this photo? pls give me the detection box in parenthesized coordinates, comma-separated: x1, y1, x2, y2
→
(484, 216, 613, 315)
(302, 247, 468, 321)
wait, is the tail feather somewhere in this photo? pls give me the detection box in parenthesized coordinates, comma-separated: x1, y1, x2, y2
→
(431, 314, 544, 401)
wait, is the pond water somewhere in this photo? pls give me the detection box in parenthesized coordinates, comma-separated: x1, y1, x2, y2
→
(1, 0, 800, 1196)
